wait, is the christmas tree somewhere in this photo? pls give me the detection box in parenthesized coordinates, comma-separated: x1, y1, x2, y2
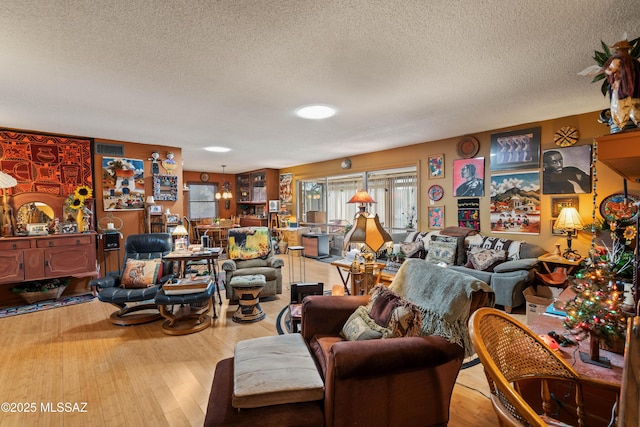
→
(563, 255, 627, 349)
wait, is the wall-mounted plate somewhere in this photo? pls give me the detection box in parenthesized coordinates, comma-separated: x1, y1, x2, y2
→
(428, 184, 444, 201)
(457, 136, 479, 159)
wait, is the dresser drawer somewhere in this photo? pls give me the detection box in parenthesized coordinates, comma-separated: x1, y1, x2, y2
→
(36, 235, 93, 248)
(0, 239, 31, 250)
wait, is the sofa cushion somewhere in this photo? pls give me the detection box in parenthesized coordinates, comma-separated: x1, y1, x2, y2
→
(425, 239, 457, 264)
(340, 306, 393, 340)
(400, 241, 425, 259)
(467, 248, 506, 272)
(233, 334, 324, 409)
(120, 259, 161, 288)
(367, 285, 422, 337)
(471, 236, 522, 260)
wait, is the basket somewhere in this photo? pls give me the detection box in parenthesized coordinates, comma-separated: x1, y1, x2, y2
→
(17, 285, 67, 304)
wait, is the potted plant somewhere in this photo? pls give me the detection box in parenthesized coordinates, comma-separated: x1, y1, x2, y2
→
(11, 277, 70, 304)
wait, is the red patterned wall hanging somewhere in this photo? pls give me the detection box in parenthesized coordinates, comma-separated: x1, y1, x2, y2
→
(0, 130, 93, 197)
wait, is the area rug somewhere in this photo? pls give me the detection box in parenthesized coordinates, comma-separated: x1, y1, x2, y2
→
(0, 294, 95, 319)
(275, 304, 480, 369)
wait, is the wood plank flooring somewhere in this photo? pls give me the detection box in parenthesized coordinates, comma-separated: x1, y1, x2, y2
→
(0, 255, 502, 426)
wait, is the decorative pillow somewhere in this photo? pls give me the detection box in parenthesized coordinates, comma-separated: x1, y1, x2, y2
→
(340, 306, 393, 341)
(467, 248, 506, 272)
(473, 237, 521, 260)
(433, 235, 467, 265)
(121, 259, 161, 288)
(367, 285, 422, 337)
(400, 241, 425, 259)
(425, 239, 457, 265)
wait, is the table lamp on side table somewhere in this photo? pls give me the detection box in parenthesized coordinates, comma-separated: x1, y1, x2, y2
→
(172, 223, 189, 252)
(554, 207, 584, 261)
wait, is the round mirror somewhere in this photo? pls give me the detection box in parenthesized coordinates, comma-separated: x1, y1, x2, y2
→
(17, 202, 54, 225)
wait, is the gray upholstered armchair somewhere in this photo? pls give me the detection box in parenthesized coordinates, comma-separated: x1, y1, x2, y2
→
(221, 227, 284, 300)
(89, 233, 174, 325)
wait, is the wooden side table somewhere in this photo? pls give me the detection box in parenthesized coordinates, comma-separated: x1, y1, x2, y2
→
(537, 253, 582, 275)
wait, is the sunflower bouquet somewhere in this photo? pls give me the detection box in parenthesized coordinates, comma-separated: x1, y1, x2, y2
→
(65, 185, 93, 232)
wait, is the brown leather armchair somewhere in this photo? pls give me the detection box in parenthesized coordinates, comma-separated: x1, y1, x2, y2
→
(204, 262, 492, 427)
(301, 286, 490, 427)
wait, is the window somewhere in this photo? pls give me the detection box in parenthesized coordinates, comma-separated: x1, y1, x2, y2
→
(188, 183, 218, 218)
(297, 166, 417, 236)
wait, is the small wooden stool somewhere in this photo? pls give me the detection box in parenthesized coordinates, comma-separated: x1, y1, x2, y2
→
(230, 274, 266, 323)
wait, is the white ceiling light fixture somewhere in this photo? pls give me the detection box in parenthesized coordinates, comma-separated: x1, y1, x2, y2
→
(204, 146, 231, 153)
(295, 105, 336, 120)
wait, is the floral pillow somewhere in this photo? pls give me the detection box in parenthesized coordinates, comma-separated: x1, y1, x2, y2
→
(121, 259, 161, 288)
(340, 306, 393, 340)
(400, 241, 425, 259)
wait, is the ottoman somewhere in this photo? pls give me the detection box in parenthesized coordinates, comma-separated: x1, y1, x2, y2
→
(230, 274, 267, 323)
(154, 282, 215, 335)
(204, 334, 324, 427)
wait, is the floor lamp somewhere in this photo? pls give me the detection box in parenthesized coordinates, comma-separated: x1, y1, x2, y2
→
(0, 171, 17, 237)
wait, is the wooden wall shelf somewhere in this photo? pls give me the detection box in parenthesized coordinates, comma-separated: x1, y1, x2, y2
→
(597, 131, 640, 183)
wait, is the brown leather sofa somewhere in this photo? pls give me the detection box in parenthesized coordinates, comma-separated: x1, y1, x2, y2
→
(204, 272, 491, 427)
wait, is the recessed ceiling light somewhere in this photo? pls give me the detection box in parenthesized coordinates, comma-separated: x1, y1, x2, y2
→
(204, 146, 231, 152)
(295, 105, 336, 120)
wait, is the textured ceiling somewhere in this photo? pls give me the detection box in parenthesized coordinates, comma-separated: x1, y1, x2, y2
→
(1, 1, 639, 174)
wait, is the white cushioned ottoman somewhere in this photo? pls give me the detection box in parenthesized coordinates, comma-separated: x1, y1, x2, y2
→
(233, 334, 324, 409)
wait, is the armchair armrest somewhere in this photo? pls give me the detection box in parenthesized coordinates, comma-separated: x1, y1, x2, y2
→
(328, 335, 463, 378)
(267, 257, 284, 268)
(221, 259, 237, 271)
(158, 274, 174, 285)
(492, 258, 539, 273)
(89, 276, 118, 290)
(301, 295, 370, 341)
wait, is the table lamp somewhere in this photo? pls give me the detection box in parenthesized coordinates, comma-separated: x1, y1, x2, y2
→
(0, 171, 18, 237)
(553, 207, 584, 260)
(172, 223, 189, 251)
(344, 190, 392, 259)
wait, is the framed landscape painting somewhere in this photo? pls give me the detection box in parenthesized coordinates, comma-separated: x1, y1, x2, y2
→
(490, 127, 540, 171)
(489, 171, 540, 235)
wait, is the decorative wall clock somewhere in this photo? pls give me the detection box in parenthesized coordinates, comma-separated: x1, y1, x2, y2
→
(428, 184, 444, 201)
(200, 172, 210, 182)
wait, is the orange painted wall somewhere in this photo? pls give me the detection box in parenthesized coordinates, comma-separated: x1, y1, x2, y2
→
(280, 110, 639, 256)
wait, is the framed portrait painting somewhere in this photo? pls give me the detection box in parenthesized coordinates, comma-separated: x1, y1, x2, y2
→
(489, 171, 540, 235)
(453, 157, 485, 197)
(427, 206, 444, 229)
(542, 145, 592, 195)
(427, 154, 444, 179)
(490, 127, 540, 171)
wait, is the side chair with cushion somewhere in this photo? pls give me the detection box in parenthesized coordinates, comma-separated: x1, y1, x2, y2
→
(221, 226, 283, 301)
(469, 307, 621, 427)
(90, 233, 174, 326)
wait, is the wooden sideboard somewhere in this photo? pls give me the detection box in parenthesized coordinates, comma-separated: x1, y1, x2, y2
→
(0, 233, 98, 285)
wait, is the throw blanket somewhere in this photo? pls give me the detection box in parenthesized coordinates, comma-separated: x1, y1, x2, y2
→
(389, 259, 494, 357)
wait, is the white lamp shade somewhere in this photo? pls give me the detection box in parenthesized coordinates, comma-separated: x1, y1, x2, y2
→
(0, 171, 17, 189)
(554, 207, 584, 231)
(172, 224, 188, 236)
(145, 196, 156, 204)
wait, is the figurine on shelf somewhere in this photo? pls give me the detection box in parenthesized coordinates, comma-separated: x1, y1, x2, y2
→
(161, 151, 176, 174)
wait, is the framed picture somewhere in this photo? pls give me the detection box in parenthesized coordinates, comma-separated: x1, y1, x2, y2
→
(102, 157, 145, 211)
(551, 220, 566, 235)
(453, 157, 485, 197)
(490, 127, 540, 171)
(489, 171, 540, 235)
(27, 223, 49, 236)
(427, 206, 444, 229)
(149, 205, 162, 214)
(60, 222, 78, 234)
(542, 145, 592, 194)
(551, 197, 579, 218)
(427, 154, 444, 179)
(165, 213, 180, 224)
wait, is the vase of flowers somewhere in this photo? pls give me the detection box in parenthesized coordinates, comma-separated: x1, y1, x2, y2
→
(65, 185, 93, 232)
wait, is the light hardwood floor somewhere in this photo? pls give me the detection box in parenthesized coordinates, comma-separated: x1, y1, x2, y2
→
(0, 255, 502, 427)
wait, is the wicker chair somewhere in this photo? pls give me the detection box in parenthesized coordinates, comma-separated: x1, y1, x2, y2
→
(468, 308, 620, 427)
